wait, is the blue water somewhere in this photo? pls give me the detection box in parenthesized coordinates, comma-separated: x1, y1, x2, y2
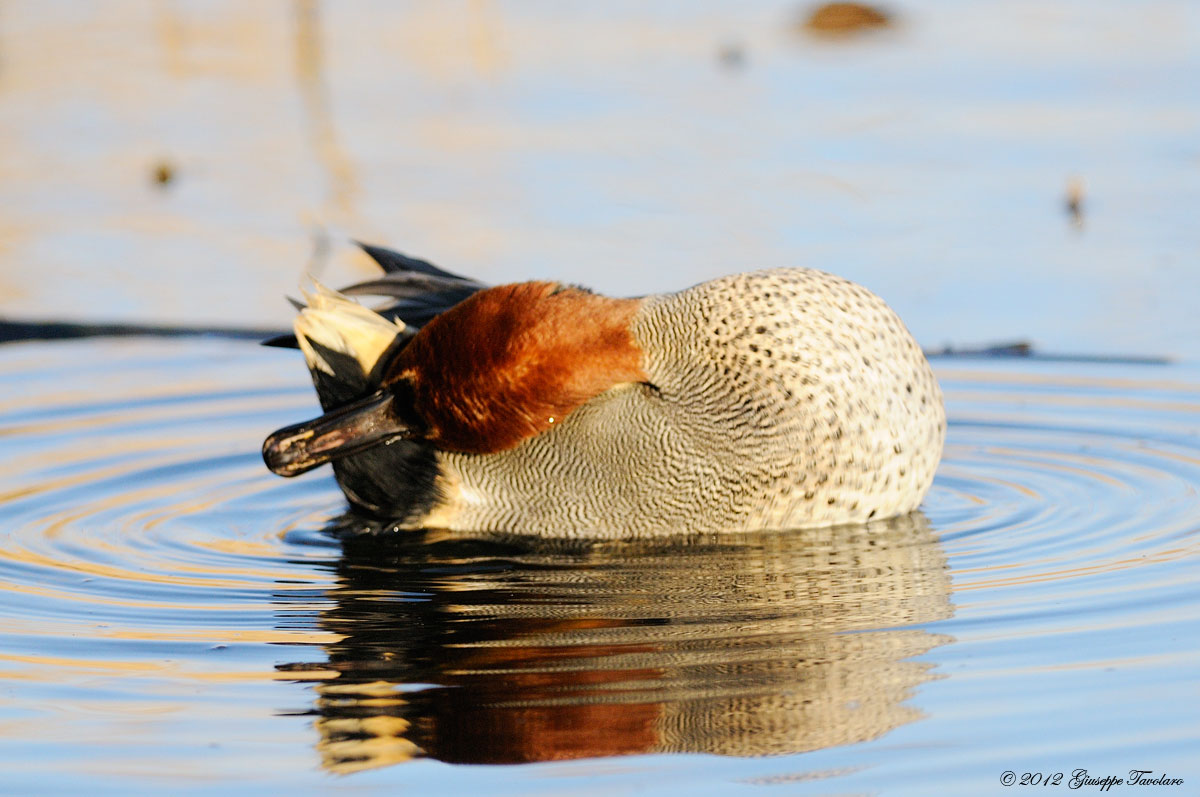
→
(1, 339, 1197, 795)
(2, 0, 1199, 792)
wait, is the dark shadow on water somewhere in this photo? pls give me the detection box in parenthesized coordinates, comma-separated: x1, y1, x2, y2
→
(277, 515, 954, 773)
(0, 318, 289, 344)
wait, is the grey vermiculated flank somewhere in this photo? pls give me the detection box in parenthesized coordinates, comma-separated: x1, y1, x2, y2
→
(428, 268, 945, 537)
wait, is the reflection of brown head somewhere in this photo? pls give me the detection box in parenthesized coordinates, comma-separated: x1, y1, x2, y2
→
(420, 616, 662, 763)
(287, 514, 953, 772)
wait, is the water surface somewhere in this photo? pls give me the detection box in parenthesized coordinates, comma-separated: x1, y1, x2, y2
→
(1, 339, 1197, 794)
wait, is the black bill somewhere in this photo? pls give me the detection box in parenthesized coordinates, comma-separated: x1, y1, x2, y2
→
(263, 388, 413, 477)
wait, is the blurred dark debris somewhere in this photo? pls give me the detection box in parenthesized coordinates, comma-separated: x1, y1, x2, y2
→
(151, 159, 176, 188)
(304, 224, 334, 278)
(717, 41, 747, 70)
(927, 340, 1169, 365)
(1065, 175, 1085, 229)
(801, 2, 893, 37)
(930, 340, 1034, 358)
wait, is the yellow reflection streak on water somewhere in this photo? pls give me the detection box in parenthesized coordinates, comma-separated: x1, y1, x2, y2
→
(0, 652, 338, 683)
(1143, 445, 1200, 467)
(0, 623, 342, 646)
(953, 541, 1200, 590)
(194, 538, 297, 557)
(0, 437, 265, 506)
(0, 371, 308, 415)
(0, 580, 283, 610)
(0, 448, 182, 503)
(5, 517, 296, 592)
(0, 391, 313, 439)
(983, 446, 1127, 488)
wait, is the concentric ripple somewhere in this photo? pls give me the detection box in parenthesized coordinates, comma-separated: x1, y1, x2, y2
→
(930, 366, 1200, 611)
(1, 340, 1198, 792)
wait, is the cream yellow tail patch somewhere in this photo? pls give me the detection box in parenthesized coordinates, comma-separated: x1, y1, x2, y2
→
(294, 278, 405, 378)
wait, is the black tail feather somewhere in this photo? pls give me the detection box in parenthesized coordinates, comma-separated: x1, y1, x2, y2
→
(343, 243, 487, 331)
(263, 243, 488, 348)
(355, 242, 474, 282)
(262, 333, 299, 349)
(340, 274, 483, 299)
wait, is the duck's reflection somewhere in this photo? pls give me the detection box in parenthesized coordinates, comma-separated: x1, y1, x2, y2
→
(280, 515, 953, 773)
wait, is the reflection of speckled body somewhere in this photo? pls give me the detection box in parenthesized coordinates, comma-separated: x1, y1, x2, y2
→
(432, 269, 944, 536)
(298, 514, 953, 769)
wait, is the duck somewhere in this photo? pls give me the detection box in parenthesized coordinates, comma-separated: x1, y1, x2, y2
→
(263, 244, 945, 537)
